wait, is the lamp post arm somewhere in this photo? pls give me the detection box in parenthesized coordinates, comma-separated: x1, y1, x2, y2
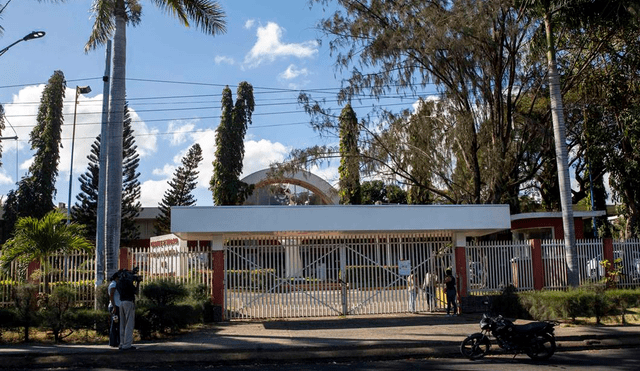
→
(0, 39, 24, 57)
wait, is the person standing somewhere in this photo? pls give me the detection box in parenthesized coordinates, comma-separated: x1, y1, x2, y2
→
(407, 272, 418, 313)
(444, 268, 457, 316)
(117, 269, 138, 350)
(423, 271, 438, 311)
(108, 272, 121, 347)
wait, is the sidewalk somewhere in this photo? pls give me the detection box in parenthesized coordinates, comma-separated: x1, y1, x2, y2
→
(1, 313, 639, 368)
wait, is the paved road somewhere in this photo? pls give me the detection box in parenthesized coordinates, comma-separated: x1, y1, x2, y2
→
(3, 313, 639, 369)
(10, 348, 640, 371)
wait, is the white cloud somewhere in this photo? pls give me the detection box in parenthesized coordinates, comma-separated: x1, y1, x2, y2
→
(20, 158, 32, 171)
(214, 55, 235, 65)
(0, 170, 13, 186)
(309, 164, 339, 189)
(244, 22, 318, 67)
(242, 139, 289, 177)
(152, 164, 176, 177)
(137, 135, 290, 207)
(168, 120, 196, 146)
(244, 19, 256, 29)
(279, 64, 309, 80)
(0, 84, 159, 205)
(140, 179, 170, 207)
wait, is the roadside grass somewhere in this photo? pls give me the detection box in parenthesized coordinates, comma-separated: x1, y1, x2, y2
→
(1, 328, 110, 344)
(0, 323, 210, 344)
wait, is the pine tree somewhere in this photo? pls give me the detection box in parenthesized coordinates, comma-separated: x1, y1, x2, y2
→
(72, 104, 141, 242)
(338, 104, 361, 205)
(2, 71, 66, 240)
(211, 82, 255, 205)
(155, 143, 203, 235)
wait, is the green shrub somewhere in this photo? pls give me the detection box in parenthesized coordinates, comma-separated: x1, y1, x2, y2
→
(39, 285, 77, 343)
(14, 284, 40, 342)
(141, 279, 189, 306)
(0, 307, 18, 340)
(95, 282, 111, 311)
(137, 280, 197, 336)
(606, 288, 640, 324)
(491, 285, 530, 319)
(185, 283, 214, 323)
(67, 309, 110, 335)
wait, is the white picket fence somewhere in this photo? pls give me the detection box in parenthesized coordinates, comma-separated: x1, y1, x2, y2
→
(0, 250, 95, 307)
(466, 239, 640, 295)
(2, 239, 639, 312)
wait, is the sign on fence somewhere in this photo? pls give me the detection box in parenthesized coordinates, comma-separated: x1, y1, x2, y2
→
(149, 234, 188, 276)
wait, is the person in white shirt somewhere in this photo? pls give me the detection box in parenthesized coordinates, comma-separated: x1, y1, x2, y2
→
(108, 271, 121, 347)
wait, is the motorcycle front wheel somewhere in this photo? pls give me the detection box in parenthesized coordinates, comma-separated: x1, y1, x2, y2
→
(460, 333, 491, 360)
(526, 333, 556, 360)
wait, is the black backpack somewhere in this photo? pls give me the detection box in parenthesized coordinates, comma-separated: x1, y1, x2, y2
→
(117, 270, 136, 302)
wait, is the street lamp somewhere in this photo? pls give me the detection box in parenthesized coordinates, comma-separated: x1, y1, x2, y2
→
(0, 31, 46, 57)
(67, 85, 91, 223)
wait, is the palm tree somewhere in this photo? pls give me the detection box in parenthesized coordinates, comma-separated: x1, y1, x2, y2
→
(1, 210, 93, 293)
(83, 0, 226, 278)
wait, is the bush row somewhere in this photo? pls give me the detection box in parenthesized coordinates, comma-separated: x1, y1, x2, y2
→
(0, 279, 216, 343)
(490, 285, 640, 324)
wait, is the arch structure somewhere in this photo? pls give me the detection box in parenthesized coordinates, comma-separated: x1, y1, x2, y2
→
(241, 169, 339, 205)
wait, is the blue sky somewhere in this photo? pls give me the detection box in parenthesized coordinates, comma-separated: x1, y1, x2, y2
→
(0, 0, 422, 208)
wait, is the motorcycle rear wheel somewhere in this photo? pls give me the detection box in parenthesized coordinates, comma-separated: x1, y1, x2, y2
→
(460, 333, 491, 360)
(526, 333, 556, 360)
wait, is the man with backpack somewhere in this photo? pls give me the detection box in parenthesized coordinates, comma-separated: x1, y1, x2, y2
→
(116, 269, 139, 350)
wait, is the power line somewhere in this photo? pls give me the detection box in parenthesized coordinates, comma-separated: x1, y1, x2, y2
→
(2, 101, 420, 129)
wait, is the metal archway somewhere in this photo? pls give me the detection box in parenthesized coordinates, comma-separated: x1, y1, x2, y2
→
(241, 169, 339, 205)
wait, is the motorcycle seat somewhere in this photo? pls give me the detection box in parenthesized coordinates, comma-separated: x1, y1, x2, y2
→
(513, 322, 549, 334)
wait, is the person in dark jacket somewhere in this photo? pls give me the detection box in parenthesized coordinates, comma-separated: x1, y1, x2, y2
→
(444, 268, 457, 316)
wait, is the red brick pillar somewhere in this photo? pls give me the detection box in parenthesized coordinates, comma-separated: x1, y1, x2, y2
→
(211, 236, 225, 321)
(26, 260, 40, 284)
(454, 234, 467, 298)
(531, 239, 544, 290)
(119, 247, 129, 270)
(603, 238, 614, 276)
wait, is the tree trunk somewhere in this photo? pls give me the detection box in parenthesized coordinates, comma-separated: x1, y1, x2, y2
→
(544, 11, 578, 287)
(106, 3, 126, 277)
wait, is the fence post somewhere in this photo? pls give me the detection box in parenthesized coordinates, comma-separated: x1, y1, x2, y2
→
(211, 235, 225, 321)
(531, 239, 544, 290)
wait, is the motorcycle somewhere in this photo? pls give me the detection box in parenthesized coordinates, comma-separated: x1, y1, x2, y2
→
(460, 312, 557, 360)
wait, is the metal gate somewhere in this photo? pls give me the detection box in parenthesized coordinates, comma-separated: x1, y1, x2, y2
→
(224, 232, 453, 319)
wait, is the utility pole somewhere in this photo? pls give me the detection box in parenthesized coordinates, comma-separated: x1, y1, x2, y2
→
(95, 40, 111, 309)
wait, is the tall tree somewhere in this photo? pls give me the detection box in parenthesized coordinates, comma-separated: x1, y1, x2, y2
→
(2, 70, 66, 240)
(155, 143, 203, 235)
(82, 0, 226, 277)
(211, 82, 255, 205)
(361, 180, 407, 204)
(294, 0, 545, 210)
(338, 104, 361, 204)
(119, 105, 141, 242)
(1, 210, 93, 293)
(71, 104, 142, 242)
(523, 0, 640, 284)
(0, 104, 5, 167)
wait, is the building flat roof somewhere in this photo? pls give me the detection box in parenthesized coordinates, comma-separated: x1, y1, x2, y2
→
(510, 210, 607, 221)
(171, 204, 511, 240)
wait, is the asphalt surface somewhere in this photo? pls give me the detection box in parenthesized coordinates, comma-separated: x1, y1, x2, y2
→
(1, 313, 639, 368)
